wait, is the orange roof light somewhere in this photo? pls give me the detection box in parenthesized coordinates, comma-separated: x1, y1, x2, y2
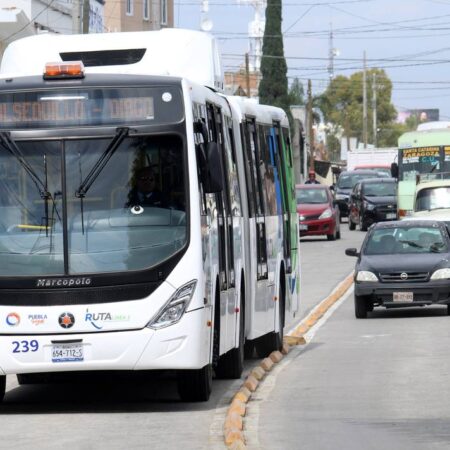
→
(43, 61, 85, 80)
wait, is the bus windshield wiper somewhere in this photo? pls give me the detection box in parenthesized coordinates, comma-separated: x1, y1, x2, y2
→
(0, 132, 50, 201)
(75, 127, 129, 234)
(0, 132, 59, 236)
(75, 127, 129, 198)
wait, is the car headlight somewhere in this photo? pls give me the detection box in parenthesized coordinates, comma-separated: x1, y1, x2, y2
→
(356, 271, 378, 282)
(364, 201, 375, 210)
(335, 194, 348, 201)
(430, 269, 450, 280)
(147, 280, 197, 329)
(299, 215, 305, 221)
(319, 208, 332, 219)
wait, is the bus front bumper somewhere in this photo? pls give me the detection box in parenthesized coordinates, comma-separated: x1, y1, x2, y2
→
(0, 308, 209, 376)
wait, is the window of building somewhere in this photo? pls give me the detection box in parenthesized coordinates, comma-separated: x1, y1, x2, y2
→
(143, 0, 149, 20)
(126, 0, 133, 16)
(161, 0, 167, 24)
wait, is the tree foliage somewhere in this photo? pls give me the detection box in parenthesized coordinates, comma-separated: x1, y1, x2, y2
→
(319, 69, 398, 146)
(258, 0, 291, 117)
(289, 78, 305, 105)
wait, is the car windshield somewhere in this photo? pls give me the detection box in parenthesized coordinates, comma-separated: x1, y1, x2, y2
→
(0, 134, 187, 276)
(296, 188, 328, 204)
(337, 173, 379, 189)
(363, 183, 396, 197)
(415, 187, 450, 211)
(364, 226, 447, 255)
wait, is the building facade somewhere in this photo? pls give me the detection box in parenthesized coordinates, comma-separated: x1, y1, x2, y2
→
(104, 0, 173, 32)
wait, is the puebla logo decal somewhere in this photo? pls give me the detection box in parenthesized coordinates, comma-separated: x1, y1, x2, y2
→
(58, 312, 75, 329)
(6, 312, 20, 326)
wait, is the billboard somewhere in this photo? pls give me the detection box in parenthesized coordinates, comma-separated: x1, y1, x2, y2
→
(397, 108, 440, 124)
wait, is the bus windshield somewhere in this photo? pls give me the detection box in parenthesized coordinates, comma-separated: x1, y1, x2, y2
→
(0, 133, 187, 276)
(415, 187, 450, 211)
(399, 147, 441, 181)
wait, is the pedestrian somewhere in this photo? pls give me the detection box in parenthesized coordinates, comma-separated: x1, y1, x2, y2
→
(305, 169, 320, 184)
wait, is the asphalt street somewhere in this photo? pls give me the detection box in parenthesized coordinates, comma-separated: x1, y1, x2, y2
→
(0, 225, 365, 449)
(258, 228, 450, 450)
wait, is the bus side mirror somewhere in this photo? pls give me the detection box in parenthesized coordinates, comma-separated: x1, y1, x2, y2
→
(194, 119, 209, 144)
(196, 142, 224, 194)
(203, 142, 224, 194)
(391, 162, 399, 178)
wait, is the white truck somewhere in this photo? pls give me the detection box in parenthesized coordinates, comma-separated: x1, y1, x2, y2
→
(346, 148, 397, 174)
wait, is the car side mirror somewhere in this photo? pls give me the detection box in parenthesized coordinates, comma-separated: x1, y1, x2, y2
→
(329, 185, 335, 191)
(345, 248, 359, 257)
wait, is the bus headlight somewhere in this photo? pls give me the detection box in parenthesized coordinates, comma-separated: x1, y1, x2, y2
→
(147, 280, 197, 329)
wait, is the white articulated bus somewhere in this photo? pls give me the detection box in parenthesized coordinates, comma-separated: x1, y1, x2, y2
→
(0, 30, 299, 402)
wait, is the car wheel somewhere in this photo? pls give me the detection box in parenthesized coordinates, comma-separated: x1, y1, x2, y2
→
(447, 304, 450, 316)
(348, 216, 356, 230)
(336, 221, 341, 239)
(359, 214, 368, 232)
(327, 229, 336, 241)
(354, 294, 368, 319)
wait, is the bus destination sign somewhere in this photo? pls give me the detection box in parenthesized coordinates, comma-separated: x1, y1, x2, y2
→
(0, 96, 154, 127)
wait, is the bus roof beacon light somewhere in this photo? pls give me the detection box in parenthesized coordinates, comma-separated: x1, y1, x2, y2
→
(44, 61, 85, 80)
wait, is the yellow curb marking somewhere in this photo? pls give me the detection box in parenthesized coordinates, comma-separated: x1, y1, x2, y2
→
(223, 271, 354, 448)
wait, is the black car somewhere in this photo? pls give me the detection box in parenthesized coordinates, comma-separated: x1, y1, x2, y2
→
(346, 220, 450, 318)
(334, 170, 389, 218)
(348, 178, 397, 231)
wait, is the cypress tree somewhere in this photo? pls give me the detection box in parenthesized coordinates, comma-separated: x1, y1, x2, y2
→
(258, 0, 290, 115)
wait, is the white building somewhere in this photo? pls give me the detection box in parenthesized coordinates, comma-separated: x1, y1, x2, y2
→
(0, 0, 105, 57)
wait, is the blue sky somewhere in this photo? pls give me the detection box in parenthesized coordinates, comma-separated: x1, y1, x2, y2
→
(175, 0, 450, 120)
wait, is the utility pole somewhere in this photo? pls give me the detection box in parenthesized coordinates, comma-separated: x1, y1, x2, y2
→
(72, 0, 82, 33)
(307, 79, 314, 172)
(82, 0, 90, 33)
(362, 51, 368, 149)
(245, 53, 251, 98)
(372, 72, 377, 148)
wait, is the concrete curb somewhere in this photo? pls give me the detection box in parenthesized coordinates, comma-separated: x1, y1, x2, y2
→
(222, 272, 354, 449)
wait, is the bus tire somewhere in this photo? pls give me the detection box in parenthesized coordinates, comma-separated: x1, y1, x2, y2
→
(0, 375, 5, 402)
(255, 283, 284, 357)
(17, 374, 33, 385)
(215, 290, 245, 379)
(177, 364, 213, 402)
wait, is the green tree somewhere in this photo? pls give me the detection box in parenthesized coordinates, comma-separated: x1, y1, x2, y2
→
(319, 69, 397, 146)
(289, 78, 304, 105)
(259, 0, 291, 118)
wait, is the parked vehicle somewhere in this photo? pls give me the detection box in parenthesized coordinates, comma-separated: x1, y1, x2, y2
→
(296, 184, 340, 240)
(348, 178, 397, 231)
(346, 220, 450, 318)
(334, 169, 389, 219)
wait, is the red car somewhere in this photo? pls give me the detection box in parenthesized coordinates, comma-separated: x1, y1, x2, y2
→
(296, 184, 341, 240)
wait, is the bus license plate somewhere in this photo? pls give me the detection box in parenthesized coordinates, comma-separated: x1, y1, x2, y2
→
(51, 343, 84, 363)
(386, 213, 397, 219)
(299, 224, 308, 231)
(393, 292, 413, 302)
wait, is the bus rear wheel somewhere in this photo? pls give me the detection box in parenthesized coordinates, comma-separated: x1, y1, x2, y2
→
(177, 364, 212, 402)
(0, 375, 5, 402)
